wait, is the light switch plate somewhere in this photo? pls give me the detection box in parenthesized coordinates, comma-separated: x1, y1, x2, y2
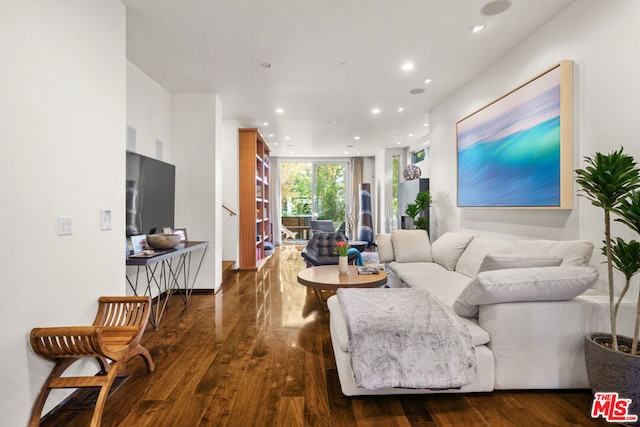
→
(58, 216, 72, 235)
(101, 209, 112, 231)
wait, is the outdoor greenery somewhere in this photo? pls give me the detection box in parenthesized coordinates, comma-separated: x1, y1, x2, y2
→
(281, 162, 346, 226)
(281, 163, 311, 215)
(575, 147, 640, 353)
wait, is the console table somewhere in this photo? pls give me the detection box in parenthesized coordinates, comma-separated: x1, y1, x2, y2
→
(126, 241, 208, 329)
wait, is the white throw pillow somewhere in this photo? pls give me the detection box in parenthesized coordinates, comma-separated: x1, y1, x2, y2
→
(511, 239, 595, 266)
(376, 233, 394, 263)
(455, 238, 513, 277)
(390, 229, 432, 263)
(430, 233, 475, 271)
(477, 254, 563, 273)
(453, 266, 598, 318)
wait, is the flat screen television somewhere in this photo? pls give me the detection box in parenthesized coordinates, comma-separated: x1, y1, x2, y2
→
(126, 151, 175, 236)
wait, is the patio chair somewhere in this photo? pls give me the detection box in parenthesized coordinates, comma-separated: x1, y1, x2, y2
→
(309, 219, 336, 236)
(281, 224, 298, 243)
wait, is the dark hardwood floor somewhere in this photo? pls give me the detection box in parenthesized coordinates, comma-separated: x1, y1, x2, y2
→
(41, 245, 608, 426)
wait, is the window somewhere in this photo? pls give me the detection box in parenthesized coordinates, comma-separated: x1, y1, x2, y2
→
(412, 149, 425, 164)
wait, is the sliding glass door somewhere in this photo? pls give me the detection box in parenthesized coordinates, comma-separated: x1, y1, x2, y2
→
(281, 161, 348, 238)
(313, 163, 346, 223)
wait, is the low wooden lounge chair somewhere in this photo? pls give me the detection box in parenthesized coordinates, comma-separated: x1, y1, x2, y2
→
(281, 224, 298, 243)
(29, 296, 155, 427)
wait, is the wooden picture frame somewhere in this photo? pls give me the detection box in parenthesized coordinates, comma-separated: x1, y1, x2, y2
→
(456, 60, 573, 209)
(130, 235, 147, 254)
(173, 228, 188, 242)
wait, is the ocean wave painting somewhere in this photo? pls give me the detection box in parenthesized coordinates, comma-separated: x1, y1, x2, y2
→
(457, 65, 565, 207)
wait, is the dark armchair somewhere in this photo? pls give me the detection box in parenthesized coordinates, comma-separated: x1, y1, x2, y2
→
(309, 219, 336, 236)
(301, 232, 359, 267)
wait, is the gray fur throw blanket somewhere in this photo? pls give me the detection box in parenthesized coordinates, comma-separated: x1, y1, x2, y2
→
(337, 288, 476, 390)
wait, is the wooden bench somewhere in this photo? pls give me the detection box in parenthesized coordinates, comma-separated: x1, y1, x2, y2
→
(29, 296, 155, 427)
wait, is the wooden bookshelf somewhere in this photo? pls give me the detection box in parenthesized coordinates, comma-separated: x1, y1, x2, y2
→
(239, 128, 272, 270)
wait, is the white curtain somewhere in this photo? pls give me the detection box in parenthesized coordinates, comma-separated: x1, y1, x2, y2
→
(349, 157, 363, 239)
(271, 157, 282, 245)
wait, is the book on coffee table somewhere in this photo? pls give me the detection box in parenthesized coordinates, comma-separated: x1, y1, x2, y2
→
(356, 267, 380, 275)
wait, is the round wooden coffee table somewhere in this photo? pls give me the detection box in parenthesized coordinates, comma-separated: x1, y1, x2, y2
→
(297, 265, 387, 308)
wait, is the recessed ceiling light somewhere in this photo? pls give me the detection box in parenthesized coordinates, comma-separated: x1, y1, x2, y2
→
(469, 23, 486, 33)
(344, 151, 349, 155)
(263, 122, 269, 126)
(371, 108, 381, 114)
(423, 78, 432, 84)
(269, 134, 274, 137)
(396, 142, 402, 145)
(422, 123, 429, 127)
(274, 142, 279, 146)
(276, 108, 284, 113)
(401, 63, 414, 71)
(285, 136, 291, 140)
(354, 136, 361, 140)
(409, 88, 425, 95)
(408, 134, 413, 137)
(398, 107, 405, 112)
(481, 0, 511, 16)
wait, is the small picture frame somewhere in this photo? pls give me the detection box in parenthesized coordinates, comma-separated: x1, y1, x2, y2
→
(162, 227, 173, 234)
(130, 235, 147, 254)
(173, 228, 188, 242)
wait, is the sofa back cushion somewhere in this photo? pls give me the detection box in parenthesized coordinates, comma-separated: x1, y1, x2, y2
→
(376, 233, 394, 263)
(511, 239, 595, 266)
(453, 266, 599, 318)
(390, 229, 432, 263)
(477, 254, 563, 273)
(430, 233, 475, 270)
(455, 238, 513, 277)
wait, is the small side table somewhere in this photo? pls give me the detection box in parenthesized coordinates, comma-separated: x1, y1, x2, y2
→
(348, 240, 369, 252)
(297, 265, 387, 309)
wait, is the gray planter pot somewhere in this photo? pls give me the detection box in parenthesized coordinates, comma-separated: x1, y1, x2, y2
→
(585, 332, 640, 425)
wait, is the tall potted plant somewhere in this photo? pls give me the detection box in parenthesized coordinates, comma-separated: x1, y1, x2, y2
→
(575, 147, 640, 423)
(404, 191, 432, 231)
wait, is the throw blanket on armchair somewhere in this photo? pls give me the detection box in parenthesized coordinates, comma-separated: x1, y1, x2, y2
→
(337, 288, 477, 390)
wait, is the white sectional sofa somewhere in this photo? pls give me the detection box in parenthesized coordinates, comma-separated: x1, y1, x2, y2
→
(327, 230, 636, 396)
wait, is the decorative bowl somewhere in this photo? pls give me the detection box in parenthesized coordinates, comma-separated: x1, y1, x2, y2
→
(146, 234, 181, 249)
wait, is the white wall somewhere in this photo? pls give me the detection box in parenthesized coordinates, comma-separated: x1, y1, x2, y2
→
(222, 119, 241, 264)
(429, 1, 640, 292)
(0, 1, 126, 425)
(374, 148, 405, 233)
(125, 61, 174, 296)
(126, 60, 171, 159)
(171, 93, 221, 290)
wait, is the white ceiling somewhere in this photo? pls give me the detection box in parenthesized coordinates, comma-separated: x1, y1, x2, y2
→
(123, 0, 575, 158)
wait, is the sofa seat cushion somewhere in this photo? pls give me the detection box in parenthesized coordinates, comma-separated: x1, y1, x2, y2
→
(391, 229, 433, 263)
(453, 266, 599, 318)
(455, 238, 514, 278)
(327, 295, 490, 354)
(431, 233, 475, 270)
(511, 239, 595, 266)
(389, 261, 448, 275)
(396, 269, 470, 294)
